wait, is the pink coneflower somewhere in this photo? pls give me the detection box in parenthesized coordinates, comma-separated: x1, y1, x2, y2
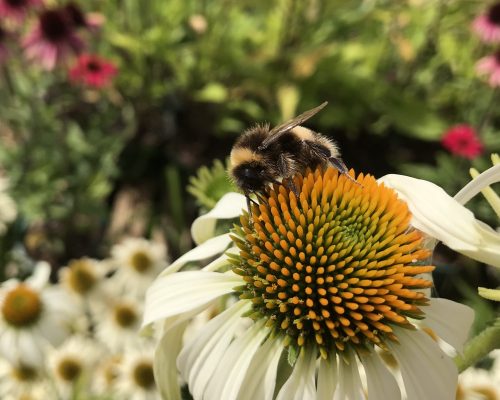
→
(473, 3, 500, 43)
(476, 51, 500, 87)
(441, 124, 484, 159)
(0, 0, 42, 22)
(69, 54, 118, 88)
(63, 2, 104, 31)
(23, 8, 84, 70)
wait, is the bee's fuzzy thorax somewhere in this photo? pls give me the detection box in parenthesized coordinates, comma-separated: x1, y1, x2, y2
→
(230, 147, 263, 166)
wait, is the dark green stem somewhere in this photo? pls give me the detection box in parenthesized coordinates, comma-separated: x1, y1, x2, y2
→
(454, 317, 500, 373)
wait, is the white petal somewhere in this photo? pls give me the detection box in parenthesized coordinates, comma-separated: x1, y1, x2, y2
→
(276, 348, 317, 400)
(202, 251, 235, 272)
(387, 327, 458, 400)
(27, 261, 51, 289)
(419, 298, 474, 353)
(143, 271, 242, 327)
(317, 356, 338, 400)
(336, 351, 364, 400)
(359, 351, 400, 400)
(154, 320, 188, 400)
(191, 192, 247, 245)
(237, 337, 284, 400)
(177, 300, 251, 399)
(454, 164, 500, 205)
(204, 320, 269, 400)
(380, 174, 500, 267)
(159, 234, 233, 276)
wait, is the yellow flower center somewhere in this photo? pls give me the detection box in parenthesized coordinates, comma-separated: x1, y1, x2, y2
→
(113, 303, 138, 328)
(2, 284, 43, 327)
(232, 168, 434, 357)
(130, 251, 153, 273)
(132, 360, 155, 389)
(12, 364, 38, 382)
(65, 259, 98, 295)
(57, 357, 83, 382)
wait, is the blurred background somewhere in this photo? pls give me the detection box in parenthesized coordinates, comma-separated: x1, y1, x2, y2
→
(0, 0, 499, 393)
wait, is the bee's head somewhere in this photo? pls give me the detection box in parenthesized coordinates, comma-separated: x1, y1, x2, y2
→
(231, 161, 269, 192)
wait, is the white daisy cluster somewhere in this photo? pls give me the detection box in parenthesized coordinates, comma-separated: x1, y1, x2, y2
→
(0, 237, 168, 399)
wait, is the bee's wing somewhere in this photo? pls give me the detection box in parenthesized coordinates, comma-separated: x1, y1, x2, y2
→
(259, 101, 328, 150)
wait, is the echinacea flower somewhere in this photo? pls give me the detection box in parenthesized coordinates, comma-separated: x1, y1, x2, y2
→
(110, 238, 167, 298)
(114, 342, 159, 400)
(0, 262, 79, 367)
(472, 2, 500, 43)
(441, 124, 484, 159)
(94, 296, 145, 353)
(63, 1, 104, 31)
(47, 335, 100, 398)
(457, 350, 500, 400)
(69, 54, 118, 88)
(22, 8, 84, 70)
(476, 52, 500, 88)
(0, 0, 42, 22)
(144, 168, 488, 400)
(59, 257, 109, 306)
(0, 359, 49, 399)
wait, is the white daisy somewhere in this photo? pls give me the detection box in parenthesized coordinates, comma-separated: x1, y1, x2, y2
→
(0, 176, 17, 235)
(59, 257, 110, 307)
(115, 342, 160, 400)
(142, 167, 496, 400)
(47, 335, 101, 399)
(458, 350, 500, 400)
(94, 296, 147, 353)
(0, 262, 80, 367)
(92, 354, 122, 397)
(0, 358, 50, 400)
(110, 238, 168, 298)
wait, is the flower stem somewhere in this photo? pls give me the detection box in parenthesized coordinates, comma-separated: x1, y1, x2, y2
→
(454, 317, 500, 373)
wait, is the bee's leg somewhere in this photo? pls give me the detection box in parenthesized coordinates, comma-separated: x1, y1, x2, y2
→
(245, 192, 259, 214)
(283, 178, 300, 199)
(255, 191, 269, 205)
(329, 157, 360, 185)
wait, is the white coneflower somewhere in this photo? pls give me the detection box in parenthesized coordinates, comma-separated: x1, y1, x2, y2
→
(114, 342, 160, 400)
(0, 176, 16, 235)
(92, 354, 121, 397)
(0, 359, 50, 399)
(141, 167, 500, 400)
(457, 350, 500, 400)
(110, 238, 168, 298)
(59, 257, 109, 306)
(47, 335, 101, 399)
(94, 296, 146, 352)
(0, 262, 79, 367)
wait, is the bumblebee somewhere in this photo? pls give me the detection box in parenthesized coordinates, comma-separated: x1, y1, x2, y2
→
(229, 102, 350, 210)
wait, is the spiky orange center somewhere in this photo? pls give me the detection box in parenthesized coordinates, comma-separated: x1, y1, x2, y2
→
(232, 168, 434, 356)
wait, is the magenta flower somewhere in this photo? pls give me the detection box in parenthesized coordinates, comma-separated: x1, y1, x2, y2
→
(23, 8, 84, 70)
(472, 3, 500, 43)
(0, 0, 42, 22)
(476, 51, 500, 87)
(69, 54, 118, 88)
(441, 125, 484, 160)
